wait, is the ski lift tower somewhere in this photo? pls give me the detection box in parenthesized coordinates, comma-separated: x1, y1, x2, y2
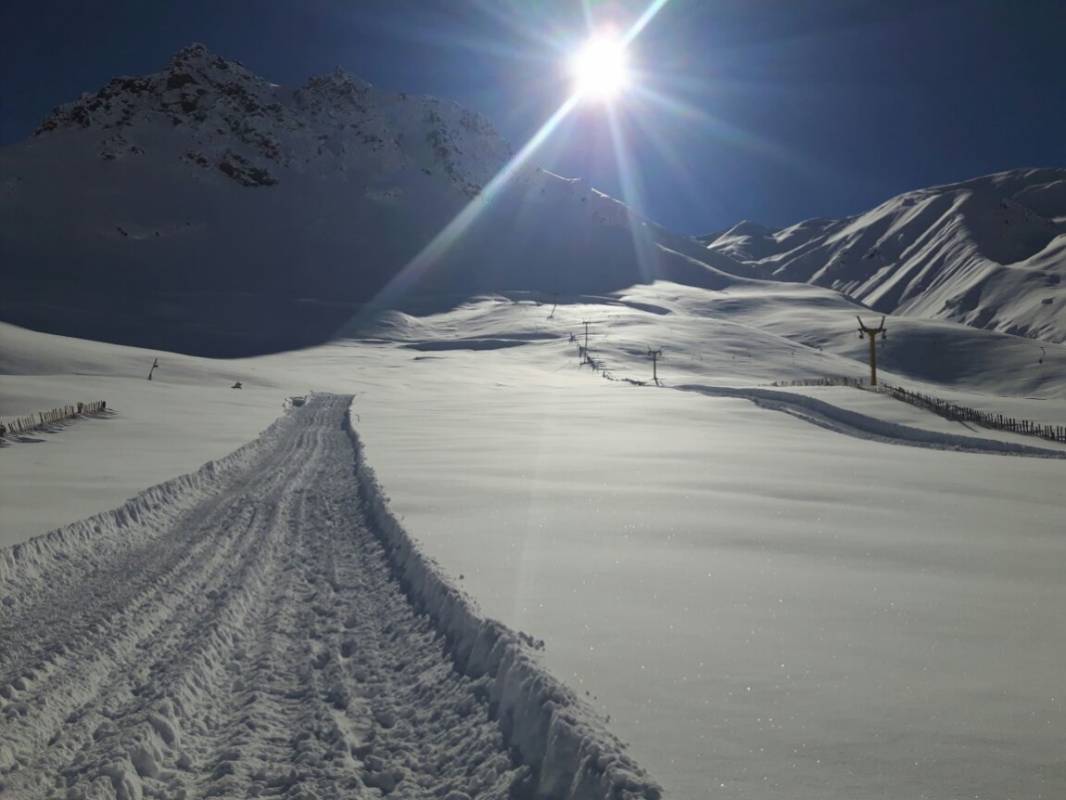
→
(856, 315, 887, 385)
(579, 320, 602, 364)
(647, 348, 663, 386)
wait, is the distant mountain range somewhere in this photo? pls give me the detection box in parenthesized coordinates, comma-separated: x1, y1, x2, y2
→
(702, 169, 1066, 343)
(1, 44, 1062, 355)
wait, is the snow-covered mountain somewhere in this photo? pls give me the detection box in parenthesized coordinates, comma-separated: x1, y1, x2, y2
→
(6, 43, 1062, 355)
(0, 44, 739, 355)
(703, 169, 1066, 342)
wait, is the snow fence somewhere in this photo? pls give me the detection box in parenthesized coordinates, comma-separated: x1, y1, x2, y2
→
(1, 400, 108, 438)
(344, 406, 664, 800)
(677, 383, 1066, 459)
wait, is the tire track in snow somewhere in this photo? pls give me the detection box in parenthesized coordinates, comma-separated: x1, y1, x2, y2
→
(0, 406, 328, 789)
(0, 394, 660, 800)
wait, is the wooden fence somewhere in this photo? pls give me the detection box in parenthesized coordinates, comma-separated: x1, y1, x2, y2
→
(773, 377, 1066, 444)
(1, 401, 108, 437)
(879, 384, 1066, 443)
(771, 376, 869, 389)
(569, 336, 1066, 445)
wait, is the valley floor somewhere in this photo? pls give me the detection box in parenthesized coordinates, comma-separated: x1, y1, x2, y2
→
(3, 284, 1066, 799)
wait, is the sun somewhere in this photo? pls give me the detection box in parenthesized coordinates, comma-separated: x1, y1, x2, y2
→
(570, 34, 630, 100)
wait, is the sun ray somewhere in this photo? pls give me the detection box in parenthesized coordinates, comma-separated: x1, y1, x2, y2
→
(622, 0, 672, 44)
(465, 0, 572, 53)
(605, 104, 659, 283)
(355, 0, 675, 316)
(629, 84, 824, 177)
(369, 94, 581, 310)
(620, 106, 721, 220)
(622, 104, 689, 181)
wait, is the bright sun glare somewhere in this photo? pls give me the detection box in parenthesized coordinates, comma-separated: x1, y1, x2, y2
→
(571, 35, 629, 100)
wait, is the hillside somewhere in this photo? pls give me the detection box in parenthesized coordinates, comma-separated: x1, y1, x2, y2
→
(703, 169, 1066, 342)
(0, 44, 741, 356)
(4, 283, 1066, 798)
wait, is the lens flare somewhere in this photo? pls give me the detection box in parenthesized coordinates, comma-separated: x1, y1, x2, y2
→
(364, 0, 674, 313)
(571, 35, 629, 100)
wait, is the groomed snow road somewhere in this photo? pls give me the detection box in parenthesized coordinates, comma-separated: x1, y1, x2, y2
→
(0, 395, 658, 800)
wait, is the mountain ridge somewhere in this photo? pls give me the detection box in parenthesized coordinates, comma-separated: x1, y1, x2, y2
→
(33, 42, 512, 196)
(3, 43, 1063, 355)
(703, 168, 1066, 342)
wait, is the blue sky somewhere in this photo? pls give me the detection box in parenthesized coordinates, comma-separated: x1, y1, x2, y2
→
(2, 0, 1063, 233)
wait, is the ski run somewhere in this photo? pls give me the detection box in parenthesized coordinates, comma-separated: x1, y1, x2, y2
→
(0, 394, 659, 800)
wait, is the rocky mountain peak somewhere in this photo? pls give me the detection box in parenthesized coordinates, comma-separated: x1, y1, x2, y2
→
(168, 41, 218, 67)
(29, 43, 512, 195)
(301, 67, 374, 97)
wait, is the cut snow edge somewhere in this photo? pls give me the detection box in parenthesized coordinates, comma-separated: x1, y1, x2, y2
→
(344, 401, 664, 800)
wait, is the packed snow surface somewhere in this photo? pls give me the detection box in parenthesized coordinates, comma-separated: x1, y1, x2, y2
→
(0, 395, 659, 800)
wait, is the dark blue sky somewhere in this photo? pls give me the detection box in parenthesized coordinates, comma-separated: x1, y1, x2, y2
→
(2, 0, 1063, 233)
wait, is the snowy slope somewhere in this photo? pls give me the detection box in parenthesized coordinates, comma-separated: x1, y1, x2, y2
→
(0, 44, 744, 356)
(704, 169, 1066, 342)
(696, 219, 780, 261)
(3, 280, 1066, 798)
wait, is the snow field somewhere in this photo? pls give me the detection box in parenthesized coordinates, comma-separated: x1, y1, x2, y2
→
(349, 414, 661, 799)
(3, 284, 1066, 798)
(350, 348, 1066, 799)
(0, 373, 285, 548)
(1, 395, 661, 799)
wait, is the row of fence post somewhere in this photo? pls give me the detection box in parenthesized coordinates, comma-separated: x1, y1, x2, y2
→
(771, 377, 1065, 444)
(882, 385, 1066, 443)
(0, 401, 107, 437)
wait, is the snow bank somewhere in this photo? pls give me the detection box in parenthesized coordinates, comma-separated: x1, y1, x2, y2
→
(344, 405, 662, 800)
(0, 406, 294, 586)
